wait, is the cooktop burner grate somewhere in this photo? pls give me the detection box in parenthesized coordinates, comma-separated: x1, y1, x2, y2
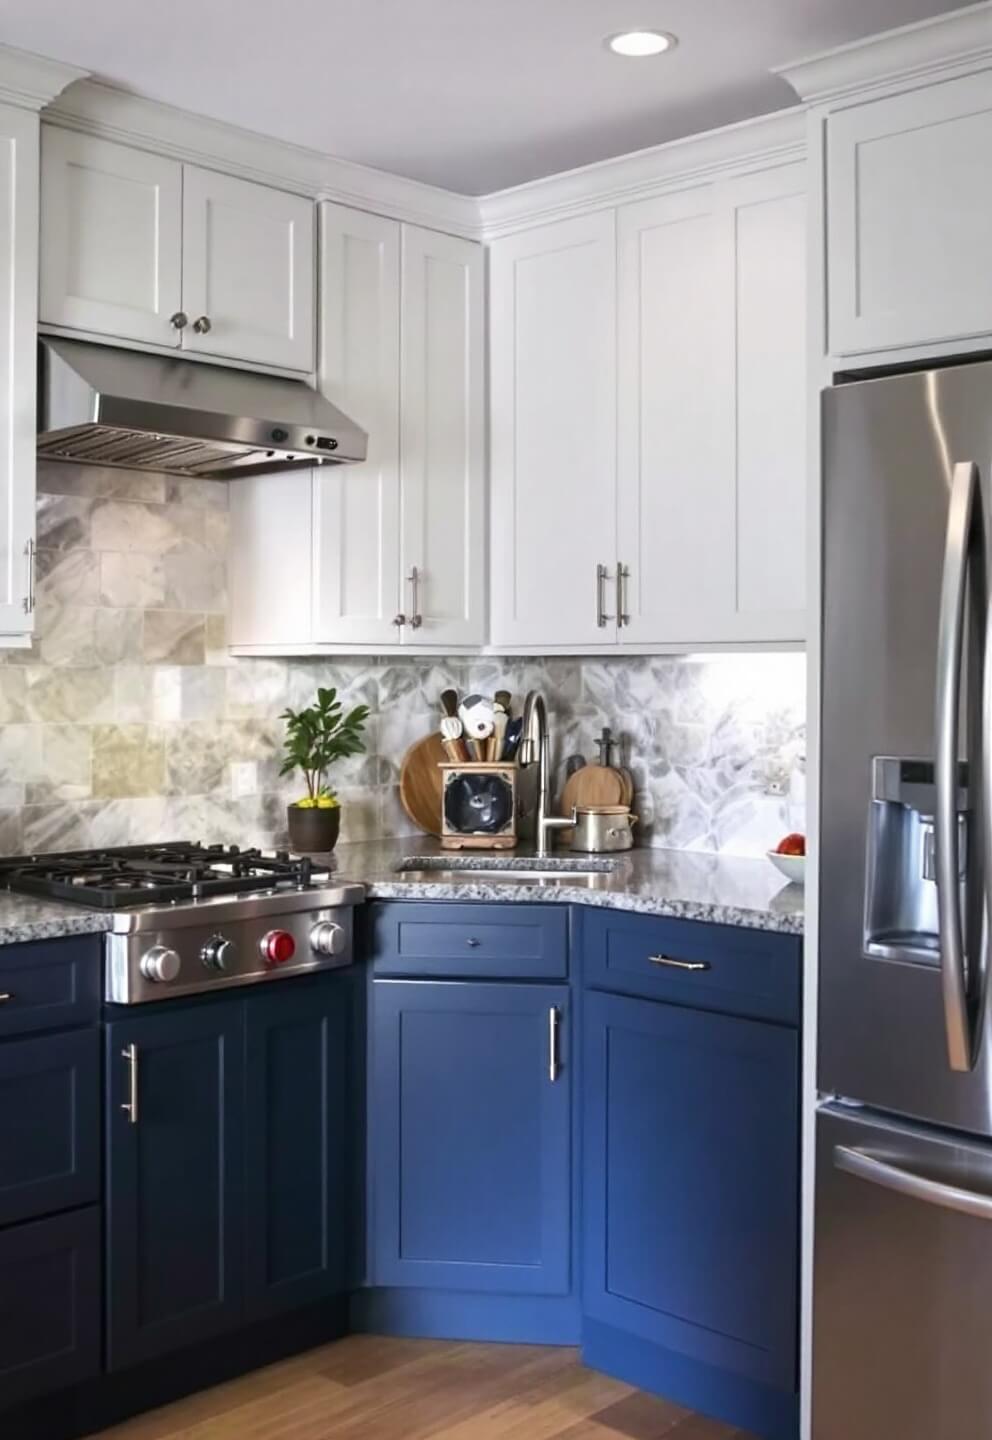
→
(0, 842, 330, 908)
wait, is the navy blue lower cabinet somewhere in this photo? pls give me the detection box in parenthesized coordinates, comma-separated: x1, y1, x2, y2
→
(105, 1001, 244, 1370)
(0, 1207, 101, 1407)
(244, 978, 353, 1319)
(370, 980, 571, 1295)
(582, 989, 799, 1439)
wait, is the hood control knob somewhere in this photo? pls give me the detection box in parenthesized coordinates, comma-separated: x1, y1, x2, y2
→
(310, 921, 346, 957)
(201, 935, 236, 972)
(140, 945, 181, 983)
(260, 929, 296, 967)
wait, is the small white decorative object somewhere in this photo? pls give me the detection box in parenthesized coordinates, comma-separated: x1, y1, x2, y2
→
(767, 851, 805, 886)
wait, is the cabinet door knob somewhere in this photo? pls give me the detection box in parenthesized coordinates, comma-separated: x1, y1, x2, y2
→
(392, 613, 407, 628)
(193, 315, 212, 334)
(0, 992, 12, 1004)
(170, 311, 188, 330)
(466, 937, 480, 947)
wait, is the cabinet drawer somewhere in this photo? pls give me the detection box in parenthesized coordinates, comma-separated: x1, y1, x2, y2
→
(0, 1029, 100, 1226)
(0, 936, 101, 1039)
(0, 1207, 101, 1408)
(370, 902, 568, 979)
(580, 909, 800, 1025)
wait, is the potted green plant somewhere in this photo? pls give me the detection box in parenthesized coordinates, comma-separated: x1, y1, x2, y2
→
(279, 686, 370, 853)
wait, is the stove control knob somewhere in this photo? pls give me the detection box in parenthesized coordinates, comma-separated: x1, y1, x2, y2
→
(201, 935, 236, 972)
(260, 929, 296, 967)
(310, 921, 346, 957)
(140, 945, 181, 983)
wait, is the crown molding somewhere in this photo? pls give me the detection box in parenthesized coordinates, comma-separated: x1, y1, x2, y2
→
(0, 44, 87, 112)
(45, 79, 483, 239)
(776, 0, 992, 105)
(477, 108, 807, 239)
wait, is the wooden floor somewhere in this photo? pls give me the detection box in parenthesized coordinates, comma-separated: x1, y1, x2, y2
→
(92, 1336, 755, 1440)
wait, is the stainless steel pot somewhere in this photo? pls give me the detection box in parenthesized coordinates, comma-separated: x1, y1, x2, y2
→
(570, 805, 638, 853)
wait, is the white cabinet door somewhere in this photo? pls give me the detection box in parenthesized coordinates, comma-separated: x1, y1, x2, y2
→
(0, 103, 39, 637)
(312, 203, 402, 646)
(490, 213, 617, 648)
(181, 166, 314, 371)
(399, 226, 484, 647)
(228, 469, 313, 647)
(828, 70, 992, 356)
(39, 128, 183, 347)
(616, 165, 806, 646)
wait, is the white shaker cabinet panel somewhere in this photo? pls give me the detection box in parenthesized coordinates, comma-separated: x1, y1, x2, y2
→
(228, 470, 313, 648)
(399, 226, 485, 647)
(828, 71, 992, 356)
(39, 128, 183, 347)
(0, 103, 38, 637)
(616, 188, 737, 645)
(489, 213, 618, 648)
(181, 166, 314, 371)
(313, 204, 402, 646)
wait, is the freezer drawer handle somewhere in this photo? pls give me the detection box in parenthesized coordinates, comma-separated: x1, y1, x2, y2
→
(835, 1144, 992, 1222)
(934, 458, 984, 1073)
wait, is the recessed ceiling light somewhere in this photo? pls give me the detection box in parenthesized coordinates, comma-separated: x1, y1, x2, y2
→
(605, 29, 677, 58)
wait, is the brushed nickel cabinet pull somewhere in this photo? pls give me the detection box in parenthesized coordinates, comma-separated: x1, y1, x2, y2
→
(548, 1006, 560, 1082)
(649, 954, 711, 972)
(408, 566, 423, 629)
(0, 992, 11, 1003)
(121, 1044, 139, 1125)
(596, 564, 614, 628)
(617, 563, 630, 628)
(23, 537, 35, 615)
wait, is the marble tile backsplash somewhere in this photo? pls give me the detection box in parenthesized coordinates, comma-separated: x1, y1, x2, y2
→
(0, 463, 806, 856)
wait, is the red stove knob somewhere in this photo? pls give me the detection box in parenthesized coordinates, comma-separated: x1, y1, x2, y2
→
(260, 929, 296, 967)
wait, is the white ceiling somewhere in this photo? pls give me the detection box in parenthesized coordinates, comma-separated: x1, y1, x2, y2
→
(0, 0, 969, 193)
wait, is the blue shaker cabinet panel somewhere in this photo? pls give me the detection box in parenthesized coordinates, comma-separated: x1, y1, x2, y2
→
(105, 1001, 244, 1371)
(244, 977, 353, 1320)
(582, 988, 799, 1391)
(0, 1207, 101, 1407)
(0, 1028, 100, 1227)
(371, 979, 571, 1294)
(370, 902, 569, 979)
(0, 936, 101, 1039)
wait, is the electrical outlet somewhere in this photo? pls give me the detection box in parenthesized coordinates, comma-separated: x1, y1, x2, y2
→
(765, 777, 787, 797)
(230, 762, 257, 799)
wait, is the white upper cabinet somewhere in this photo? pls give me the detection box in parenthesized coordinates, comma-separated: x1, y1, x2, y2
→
(40, 128, 183, 348)
(827, 70, 992, 357)
(617, 165, 806, 645)
(312, 204, 402, 646)
(39, 128, 315, 371)
(489, 212, 617, 649)
(181, 166, 314, 371)
(399, 225, 484, 647)
(0, 102, 39, 637)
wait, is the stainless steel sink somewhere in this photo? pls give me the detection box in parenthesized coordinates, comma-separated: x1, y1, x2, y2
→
(394, 856, 617, 885)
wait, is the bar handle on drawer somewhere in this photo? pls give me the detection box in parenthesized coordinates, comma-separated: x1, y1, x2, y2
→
(648, 955, 711, 972)
(121, 1044, 139, 1125)
(0, 992, 11, 1003)
(548, 1006, 560, 1082)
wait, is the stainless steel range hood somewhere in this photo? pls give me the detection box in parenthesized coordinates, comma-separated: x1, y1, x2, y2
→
(37, 338, 367, 479)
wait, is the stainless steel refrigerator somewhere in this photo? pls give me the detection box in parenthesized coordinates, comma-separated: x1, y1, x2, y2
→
(814, 358, 992, 1438)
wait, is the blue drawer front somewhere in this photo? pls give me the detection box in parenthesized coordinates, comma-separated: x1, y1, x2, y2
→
(0, 1206, 101, 1408)
(0, 1028, 100, 1226)
(580, 908, 800, 1025)
(370, 902, 569, 979)
(0, 936, 101, 1039)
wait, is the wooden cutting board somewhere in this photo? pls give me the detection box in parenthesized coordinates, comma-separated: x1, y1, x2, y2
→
(399, 733, 447, 836)
(560, 763, 627, 815)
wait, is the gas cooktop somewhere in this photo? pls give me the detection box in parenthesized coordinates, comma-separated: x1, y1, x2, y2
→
(0, 842, 331, 909)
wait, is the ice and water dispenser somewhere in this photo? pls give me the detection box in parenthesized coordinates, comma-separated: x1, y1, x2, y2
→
(864, 756, 969, 965)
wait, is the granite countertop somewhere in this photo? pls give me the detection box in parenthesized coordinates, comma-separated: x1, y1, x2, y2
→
(0, 839, 803, 945)
(0, 893, 115, 946)
(328, 837, 804, 936)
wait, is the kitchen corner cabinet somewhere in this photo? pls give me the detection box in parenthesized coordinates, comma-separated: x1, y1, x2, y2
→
(0, 102, 39, 639)
(229, 204, 485, 652)
(369, 979, 571, 1295)
(40, 127, 315, 371)
(489, 163, 807, 649)
(827, 70, 992, 357)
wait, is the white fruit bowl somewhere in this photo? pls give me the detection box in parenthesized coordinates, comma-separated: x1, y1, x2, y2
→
(767, 850, 805, 886)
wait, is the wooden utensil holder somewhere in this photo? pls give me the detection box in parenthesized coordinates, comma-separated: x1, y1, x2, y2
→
(439, 762, 518, 850)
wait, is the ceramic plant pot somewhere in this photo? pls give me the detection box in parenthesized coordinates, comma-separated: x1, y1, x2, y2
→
(287, 804, 341, 854)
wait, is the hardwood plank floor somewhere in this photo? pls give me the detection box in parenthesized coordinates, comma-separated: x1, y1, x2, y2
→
(90, 1337, 755, 1440)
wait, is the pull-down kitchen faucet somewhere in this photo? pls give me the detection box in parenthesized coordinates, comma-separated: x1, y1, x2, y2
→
(519, 691, 577, 858)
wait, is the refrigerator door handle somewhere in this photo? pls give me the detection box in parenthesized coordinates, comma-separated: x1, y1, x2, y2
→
(935, 459, 980, 1072)
(835, 1143, 992, 1222)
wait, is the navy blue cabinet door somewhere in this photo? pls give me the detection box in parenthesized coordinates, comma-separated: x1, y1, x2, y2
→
(582, 990, 799, 1389)
(244, 978, 352, 1319)
(105, 1002, 244, 1370)
(370, 980, 570, 1294)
